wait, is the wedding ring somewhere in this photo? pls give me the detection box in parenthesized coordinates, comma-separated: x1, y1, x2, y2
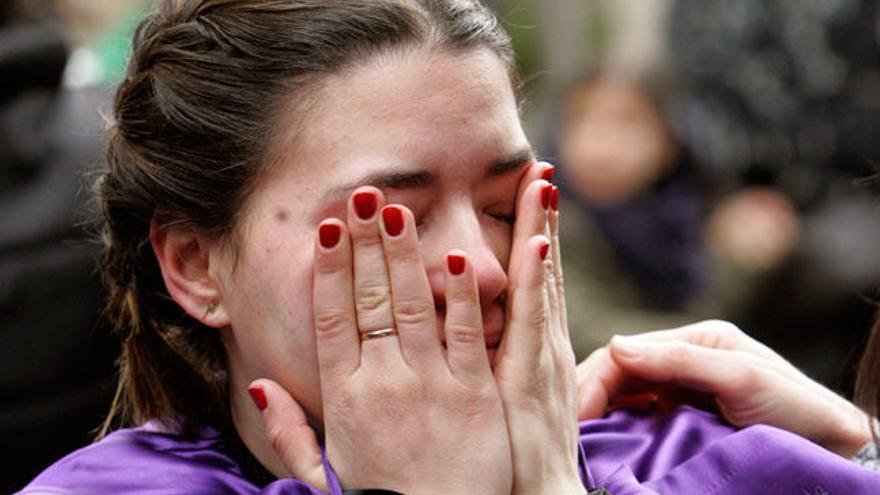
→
(360, 327, 398, 341)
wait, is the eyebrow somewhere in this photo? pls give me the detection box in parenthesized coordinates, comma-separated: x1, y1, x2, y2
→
(337, 147, 536, 192)
(485, 147, 536, 177)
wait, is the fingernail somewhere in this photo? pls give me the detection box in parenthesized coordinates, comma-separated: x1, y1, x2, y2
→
(448, 254, 466, 275)
(353, 191, 377, 220)
(319, 223, 341, 249)
(551, 186, 559, 211)
(248, 386, 267, 411)
(382, 206, 404, 237)
(540, 184, 552, 210)
(611, 335, 648, 358)
(542, 166, 555, 182)
(539, 241, 550, 260)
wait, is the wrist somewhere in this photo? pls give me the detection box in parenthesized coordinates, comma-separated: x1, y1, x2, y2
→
(818, 396, 874, 458)
(517, 471, 586, 495)
(535, 480, 587, 495)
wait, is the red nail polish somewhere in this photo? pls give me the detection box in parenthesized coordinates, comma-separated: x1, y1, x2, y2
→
(319, 223, 341, 249)
(382, 206, 404, 236)
(542, 166, 554, 182)
(248, 386, 267, 411)
(551, 186, 559, 211)
(353, 191, 377, 220)
(539, 242, 550, 260)
(540, 184, 552, 210)
(448, 254, 466, 275)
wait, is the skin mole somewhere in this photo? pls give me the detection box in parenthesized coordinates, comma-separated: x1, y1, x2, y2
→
(275, 208, 290, 222)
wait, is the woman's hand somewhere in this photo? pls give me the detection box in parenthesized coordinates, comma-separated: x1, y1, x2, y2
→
(253, 187, 512, 495)
(493, 163, 585, 495)
(576, 320, 874, 458)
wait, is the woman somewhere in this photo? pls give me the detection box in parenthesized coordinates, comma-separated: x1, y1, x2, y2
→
(23, 1, 578, 493)
(19, 1, 880, 494)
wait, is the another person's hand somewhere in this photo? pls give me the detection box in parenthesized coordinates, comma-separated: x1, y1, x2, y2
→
(576, 320, 874, 458)
(252, 187, 513, 495)
(493, 163, 585, 495)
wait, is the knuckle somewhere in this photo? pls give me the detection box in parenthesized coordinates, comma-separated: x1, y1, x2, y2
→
(445, 323, 482, 346)
(314, 257, 344, 275)
(389, 246, 421, 265)
(266, 422, 286, 456)
(666, 343, 694, 369)
(350, 227, 382, 244)
(555, 273, 566, 289)
(392, 298, 434, 326)
(528, 304, 550, 330)
(354, 283, 391, 312)
(704, 319, 743, 338)
(313, 307, 351, 333)
(731, 358, 762, 391)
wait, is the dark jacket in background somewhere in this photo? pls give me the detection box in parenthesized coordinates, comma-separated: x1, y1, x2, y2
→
(0, 21, 118, 493)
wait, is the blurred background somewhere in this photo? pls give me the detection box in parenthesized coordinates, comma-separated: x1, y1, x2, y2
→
(2, 0, 879, 491)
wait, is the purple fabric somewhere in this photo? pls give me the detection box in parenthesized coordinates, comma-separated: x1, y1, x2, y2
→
(582, 406, 880, 494)
(19, 406, 880, 494)
(17, 422, 337, 495)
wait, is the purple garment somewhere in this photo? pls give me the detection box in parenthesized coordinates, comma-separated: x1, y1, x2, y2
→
(19, 406, 880, 494)
(17, 422, 341, 495)
(580, 406, 880, 494)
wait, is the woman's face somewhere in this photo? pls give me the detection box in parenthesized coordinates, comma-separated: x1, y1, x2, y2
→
(216, 48, 533, 422)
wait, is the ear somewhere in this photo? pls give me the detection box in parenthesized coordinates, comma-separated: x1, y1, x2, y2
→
(150, 218, 230, 328)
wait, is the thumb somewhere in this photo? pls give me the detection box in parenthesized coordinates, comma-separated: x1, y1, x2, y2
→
(248, 378, 328, 492)
(575, 347, 625, 420)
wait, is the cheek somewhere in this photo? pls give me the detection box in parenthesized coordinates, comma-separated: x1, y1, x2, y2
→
(224, 230, 318, 383)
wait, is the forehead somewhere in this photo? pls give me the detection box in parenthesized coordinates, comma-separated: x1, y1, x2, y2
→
(319, 48, 514, 129)
(281, 48, 525, 183)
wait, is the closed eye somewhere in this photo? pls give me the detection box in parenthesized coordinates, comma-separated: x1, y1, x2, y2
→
(490, 212, 515, 226)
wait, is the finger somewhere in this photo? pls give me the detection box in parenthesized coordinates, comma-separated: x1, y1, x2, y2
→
(502, 235, 551, 369)
(576, 344, 718, 420)
(347, 187, 402, 366)
(549, 185, 567, 332)
(575, 347, 625, 420)
(508, 178, 552, 284)
(608, 335, 759, 396)
(622, 320, 780, 361)
(444, 250, 492, 383)
(514, 161, 553, 210)
(313, 219, 359, 380)
(545, 183, 568, 340)
(380, 204, 444, 371)
(248, 379, 327, 492)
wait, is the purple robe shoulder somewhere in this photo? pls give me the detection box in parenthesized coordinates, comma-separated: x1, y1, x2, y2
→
(19, 406, 880, 494)
(17, 422, 340, 495)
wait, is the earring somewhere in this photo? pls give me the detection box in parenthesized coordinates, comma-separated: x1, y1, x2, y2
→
(203, 300, 219, 319)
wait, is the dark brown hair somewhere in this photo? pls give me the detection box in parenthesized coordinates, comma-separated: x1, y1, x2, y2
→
(97, 0, 515, 436)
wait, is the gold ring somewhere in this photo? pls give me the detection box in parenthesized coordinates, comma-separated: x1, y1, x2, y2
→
(360, 327, 398, 341)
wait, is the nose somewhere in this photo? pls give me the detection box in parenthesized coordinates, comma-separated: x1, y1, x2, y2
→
(422, 206, 508, 310)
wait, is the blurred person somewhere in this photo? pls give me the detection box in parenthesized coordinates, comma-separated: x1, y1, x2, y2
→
(17, 1, 880, 494)
(668, 0, 880, 392)
(0, 0, 118, 492)
(553, 72, 705, 356)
